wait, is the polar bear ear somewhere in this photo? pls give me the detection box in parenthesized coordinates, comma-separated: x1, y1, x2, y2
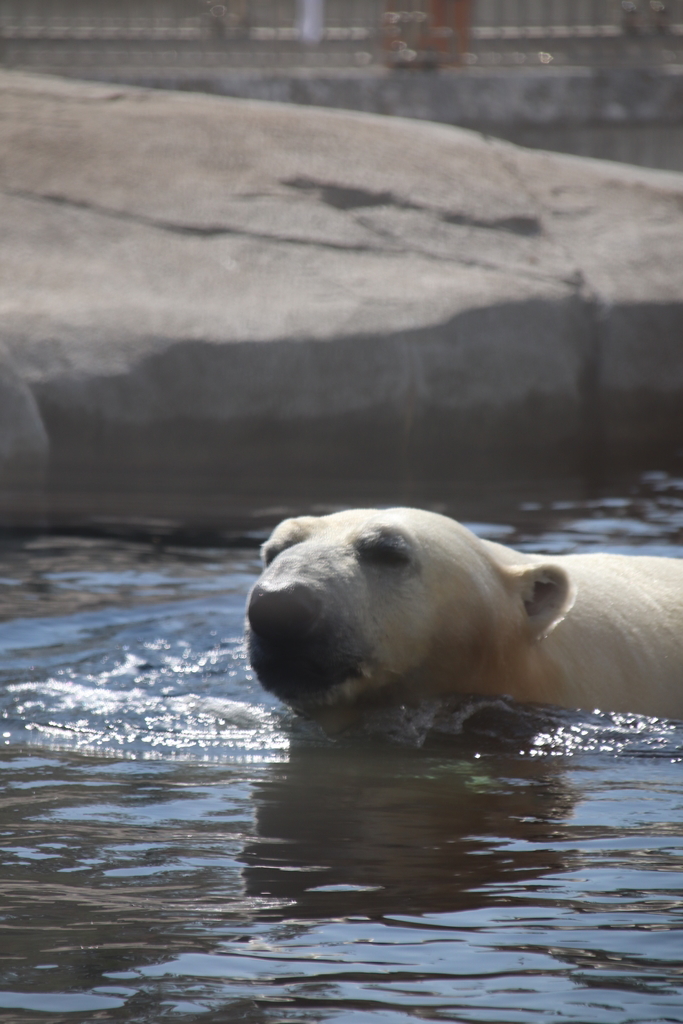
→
(508, 563, 576, 639)
(260, 517, 317, 567)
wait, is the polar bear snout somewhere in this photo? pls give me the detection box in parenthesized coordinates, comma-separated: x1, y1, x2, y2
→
(245, 575, 365, 704)
(248, 583, 323, 643)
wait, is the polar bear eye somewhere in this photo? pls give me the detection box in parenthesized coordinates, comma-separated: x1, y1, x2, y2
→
(356, 530, 412, 567)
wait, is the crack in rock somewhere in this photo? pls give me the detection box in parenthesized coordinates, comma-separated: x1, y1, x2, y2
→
(0, 186, 392, 254)
(283, 176, 542, 236)
(1, 184, 557, 280)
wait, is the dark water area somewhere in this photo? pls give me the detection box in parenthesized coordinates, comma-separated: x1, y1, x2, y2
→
(0, 472, 682, 1023)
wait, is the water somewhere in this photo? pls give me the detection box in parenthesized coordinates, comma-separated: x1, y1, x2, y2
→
(1, 473, 682, 1023)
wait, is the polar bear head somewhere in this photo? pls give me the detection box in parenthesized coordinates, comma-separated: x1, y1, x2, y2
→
(245, 508, 575, 733)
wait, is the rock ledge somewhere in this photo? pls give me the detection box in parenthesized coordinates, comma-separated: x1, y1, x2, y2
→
(1, 71, 683, 529)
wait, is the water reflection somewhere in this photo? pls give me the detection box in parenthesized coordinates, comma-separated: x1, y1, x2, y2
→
(242, 741, 576, 920)
(0, 733, 682, 1022)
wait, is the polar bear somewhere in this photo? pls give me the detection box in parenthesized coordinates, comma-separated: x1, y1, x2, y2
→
(245, 508, 683, 733)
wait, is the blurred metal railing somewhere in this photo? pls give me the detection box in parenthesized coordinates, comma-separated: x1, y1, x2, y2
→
(0, 1, 681, 69)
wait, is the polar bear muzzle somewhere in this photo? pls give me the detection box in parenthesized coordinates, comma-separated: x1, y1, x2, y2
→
(248, 583, 322, 644)
(246, 579, 366, 703)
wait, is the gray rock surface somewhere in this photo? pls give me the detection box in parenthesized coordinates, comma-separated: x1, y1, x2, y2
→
(77, 67, 683, 172)
(1, 70, 683, 530)
(0, 345, 48, 525)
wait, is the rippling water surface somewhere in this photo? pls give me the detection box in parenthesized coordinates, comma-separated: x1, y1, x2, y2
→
(1, 474, 682, 1023)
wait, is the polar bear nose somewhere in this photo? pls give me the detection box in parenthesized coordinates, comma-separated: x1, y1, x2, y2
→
(248, 584, 323, 643)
